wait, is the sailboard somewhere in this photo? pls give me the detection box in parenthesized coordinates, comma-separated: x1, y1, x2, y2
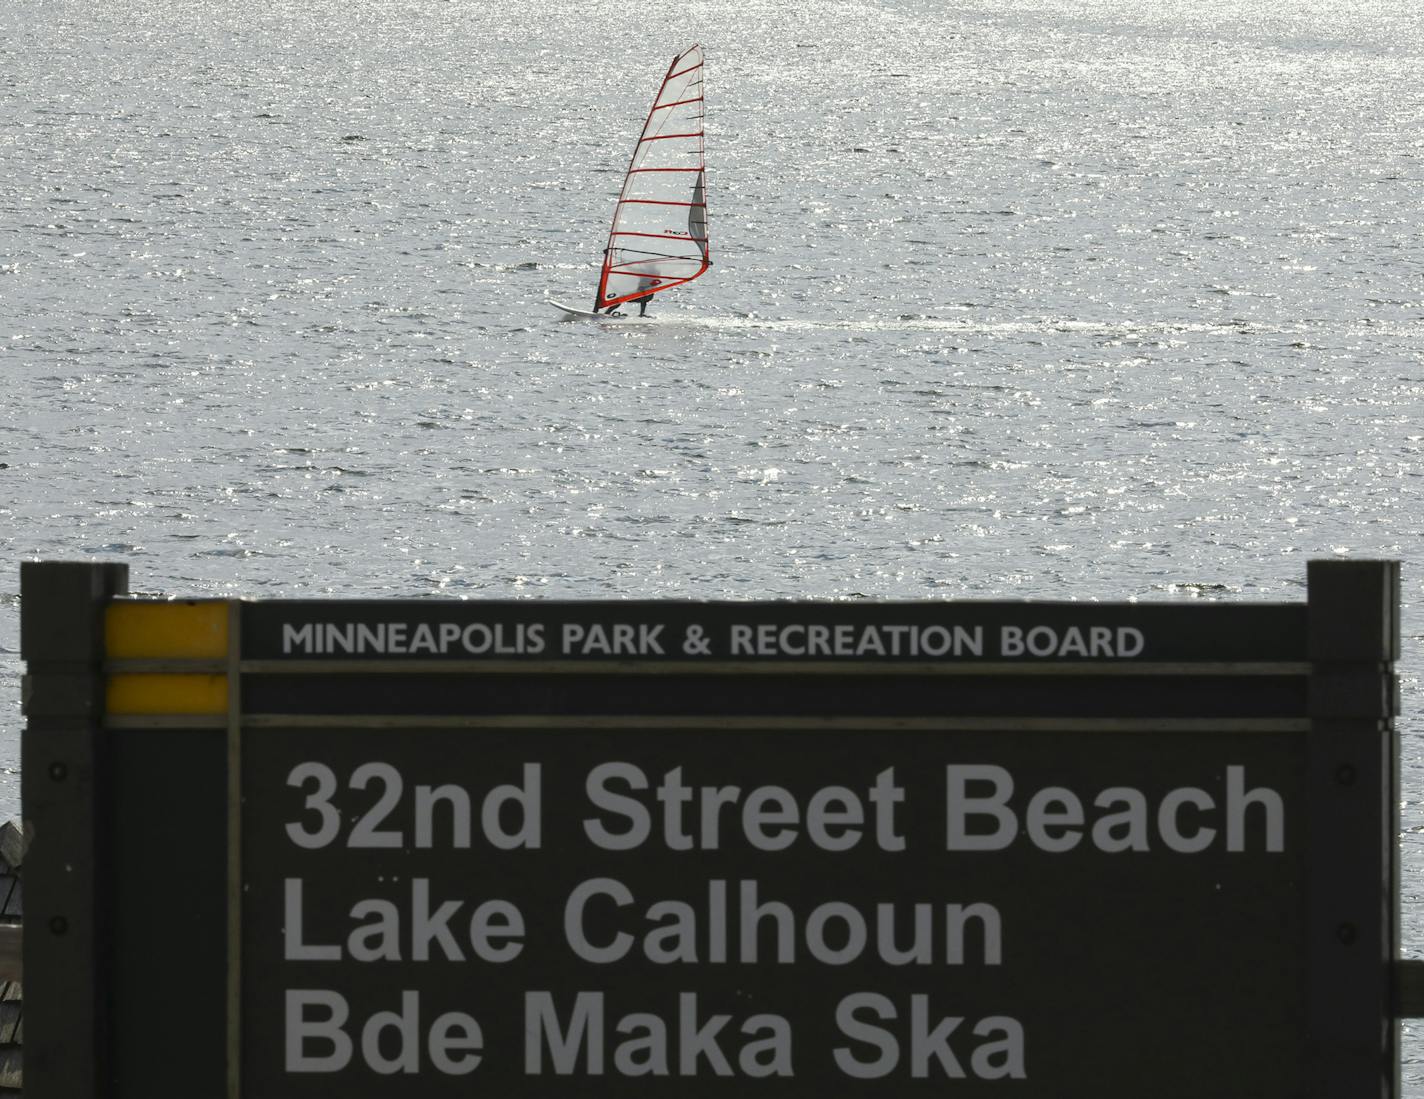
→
(548, 299, 647, 321)
(550, 43, 710, 318)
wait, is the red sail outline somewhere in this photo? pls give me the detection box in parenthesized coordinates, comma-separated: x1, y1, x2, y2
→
(593, 44, 709, 312)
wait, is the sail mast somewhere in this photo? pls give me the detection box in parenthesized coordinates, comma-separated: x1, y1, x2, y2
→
(593, 44, 709, 312)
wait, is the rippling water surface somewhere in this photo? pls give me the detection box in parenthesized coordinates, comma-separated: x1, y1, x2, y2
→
(3, 0, 1423, 1080)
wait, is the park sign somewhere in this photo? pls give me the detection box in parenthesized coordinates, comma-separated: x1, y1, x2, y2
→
(19, 561, 1401, 1098)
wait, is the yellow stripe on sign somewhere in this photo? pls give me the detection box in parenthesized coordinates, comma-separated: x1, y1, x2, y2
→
(107, 674, 229, 715)
(106, 601, 230, 659)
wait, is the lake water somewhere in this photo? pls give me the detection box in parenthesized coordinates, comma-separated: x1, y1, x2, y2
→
(2, 0, 1422, 1083)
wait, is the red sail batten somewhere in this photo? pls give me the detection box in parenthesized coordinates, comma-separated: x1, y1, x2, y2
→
(611, 231, 710, 243)
(650, 96, 703, 113)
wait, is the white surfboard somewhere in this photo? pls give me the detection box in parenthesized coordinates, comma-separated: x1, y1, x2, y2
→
(549, 299, 616, 320)
(548, 300, 652, 321)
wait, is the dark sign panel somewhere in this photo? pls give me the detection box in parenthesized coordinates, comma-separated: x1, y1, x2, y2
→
(244, 724, 1306, 1097)
(17, 561, 1401, 1099)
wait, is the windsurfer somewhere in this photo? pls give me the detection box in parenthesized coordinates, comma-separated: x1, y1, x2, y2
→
(569, 45, 707, 322)
(604, 279, 654, 316)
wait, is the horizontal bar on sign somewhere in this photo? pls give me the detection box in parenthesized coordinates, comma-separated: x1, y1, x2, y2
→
(239, 714, 1310, 733)
(107, 673, 228, 715)
(104, 714, 227, 730)
(107, 659, 227, 674)
(106, 600, 230, 659)
(235, 659, 1312, 677)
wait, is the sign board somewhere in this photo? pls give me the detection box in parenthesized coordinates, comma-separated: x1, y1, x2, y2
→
(19, 562, 1401, 1097)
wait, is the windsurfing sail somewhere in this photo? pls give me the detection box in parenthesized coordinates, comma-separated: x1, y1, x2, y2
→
(594, 44, 709, 312)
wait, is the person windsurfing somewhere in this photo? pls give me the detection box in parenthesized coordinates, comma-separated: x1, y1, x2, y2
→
(627, 274, 656, 316)
(603, 275, 656, 317)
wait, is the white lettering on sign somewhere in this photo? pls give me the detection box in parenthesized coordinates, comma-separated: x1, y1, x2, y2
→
(278, 619, 1157, 659)
(283, 878, 526, 964)
(524, 991, 793, 1077)
(284, 761, 542, 850)
(999, 625, 1144, 658)
(273, 753, 1291, 1085)
(560, 622, 667, 655)
(833, 994, 1024, 1080)
(281, 621, 545, 656)
(945, 764, 1284, 853)
(285, 989, 484, 1075)
(728, 623, 983, 658)
(560, 877, 1001, 967)
(582, 763, 905, 853)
